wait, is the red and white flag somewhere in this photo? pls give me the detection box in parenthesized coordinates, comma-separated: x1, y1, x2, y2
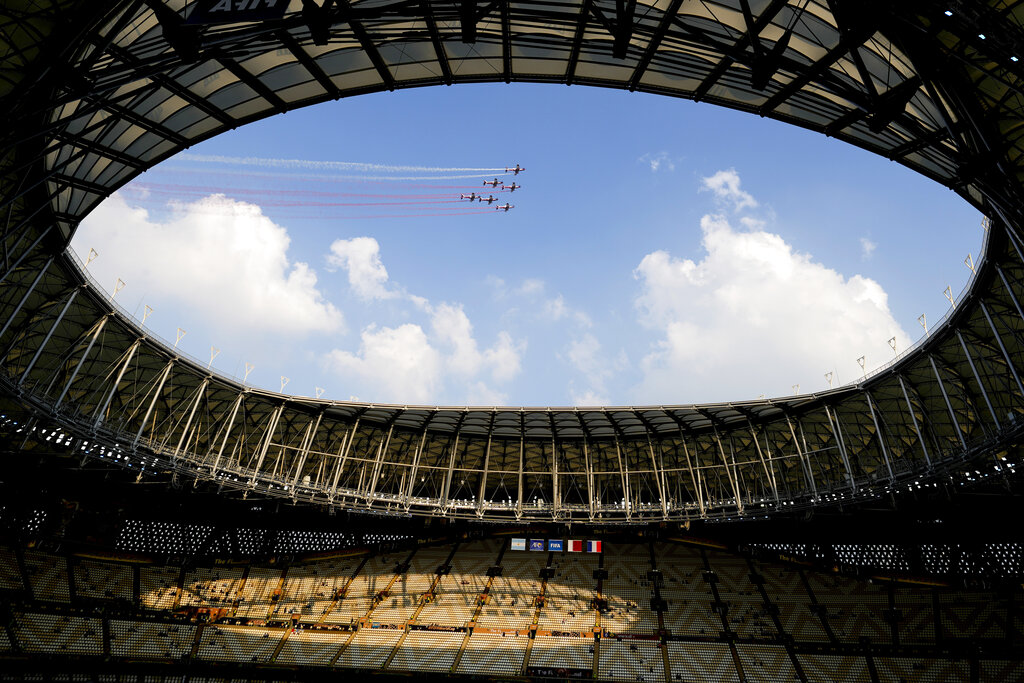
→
(568, 540, 583, 552)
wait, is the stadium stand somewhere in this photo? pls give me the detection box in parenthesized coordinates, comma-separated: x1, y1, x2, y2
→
(140, 565, 180, 611)
(387, 629, 466, 672)
(13, 612, 103, 655)
(455, 632, 528, 675)
(74, 559, 132, 601)
(600, 638, 665, 682)
(0, 534, 1023, 680)
(196, 624, 282, 663)
(235, 567, 283, 619)
(0, 546, 20, 591)
(475, 549, 545, 630)
(109, 620, 196, 658)
(602, 543, 659, 634)
(23, 551, 69, 602)
(274, 629, 347, 666)
(665, 642, 738, 682)
(528, 635, 594, 671)
(337, 627, 403, 668)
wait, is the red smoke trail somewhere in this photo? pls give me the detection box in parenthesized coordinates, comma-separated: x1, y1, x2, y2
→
(147, 167, 506, 189)
(125, 184, 505, 201)
(330, 210, 498, 219)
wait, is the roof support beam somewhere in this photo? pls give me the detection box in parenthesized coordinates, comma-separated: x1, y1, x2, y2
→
(51, 132, 144, 170)
(104, 44, 235, 127)
(0, 256, 53, 342)
(404, 424, 430, 509)
(612, 0, 636, 60)
(822, 405, 855, 490)
(217, 55, 289, 114)
(627, 0, 683, 90)
(979, 299, 1024, 400)
(18, 287, 79, 387)
(862, 390, 894, 480)
(748, 420, 780, 502)
(278, 29, 340, 98)
(54, 315, 108, 410)
(420, 0, 453, 85)
(337, 0, 395, 91)
(713, 428, 743, 513)
(929, 354, 969, 453)
(956, 329, 1001, 432)
(476, 415, 494, 516)
(132, 358, 174, 450)
(759, 21, 877, 116)
(693, 0, 790, 101)
(92, 340, 141, 431)
(171, 377, 209, 461)
(290, 411, 324, 494)
(565, 0, 595, 86)
(209, 391, 243, 476)
(329, 418, 359, 502)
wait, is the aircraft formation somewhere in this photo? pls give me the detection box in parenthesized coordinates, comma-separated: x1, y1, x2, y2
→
(119, 159, 525, 221)
(462, 165, 524, 212)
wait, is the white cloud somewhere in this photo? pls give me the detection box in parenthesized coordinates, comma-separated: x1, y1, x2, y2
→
(326, 237, 398, 300)
(325, 324, 441, 404)
(638, 151, 676, 173)
(517, 278, 545, 296)
(633, 202, 911, 403)
(325, 310, 524, 404)
(564, 333, 629, 406)
(701, 168, 758, 211)
(860, 237, 877, 259)
(570, 389, 609, 406)
(76, 192, 341, 335)
(430, 303, 524, 382)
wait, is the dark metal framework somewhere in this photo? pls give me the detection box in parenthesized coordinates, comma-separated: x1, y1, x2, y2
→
(2, 0, 1024, 522)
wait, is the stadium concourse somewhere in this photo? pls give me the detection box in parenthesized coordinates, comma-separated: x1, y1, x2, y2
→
(4, 0, 1024, 680)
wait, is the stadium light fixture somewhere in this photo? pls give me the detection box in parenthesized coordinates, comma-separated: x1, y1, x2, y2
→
(174, 327, 186, 347)
(112, 278, 126, 298)
(825, 372, 833, 388)
(944, 285, 955, 308)
(244, 363, 255, 382)
(918, 313, 928, 333)
(208, 346, 220, 369)
(85, 248, 98, 268)
(143, 305, 153, 324)
(964, 253, 975, 273)
(281, 376, 290, 392)
(888, 337, 897, 355)
(857, 356, 866, 379)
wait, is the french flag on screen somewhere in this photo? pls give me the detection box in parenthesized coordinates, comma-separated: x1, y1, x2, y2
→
(586, 540, 602, 553)
(568, 540, 583, 553)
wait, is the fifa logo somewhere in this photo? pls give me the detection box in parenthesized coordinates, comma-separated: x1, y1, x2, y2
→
(205, 0, 281, 11)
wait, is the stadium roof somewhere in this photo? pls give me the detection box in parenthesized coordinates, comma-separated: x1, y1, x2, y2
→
(2, 0, 1024, 522)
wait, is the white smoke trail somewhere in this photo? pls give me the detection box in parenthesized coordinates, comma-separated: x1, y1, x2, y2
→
(159, 165, 506, 182)
(177, 153, 507, 174)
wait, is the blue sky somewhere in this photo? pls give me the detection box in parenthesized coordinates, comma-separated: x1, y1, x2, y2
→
(74, 83, 983, 406)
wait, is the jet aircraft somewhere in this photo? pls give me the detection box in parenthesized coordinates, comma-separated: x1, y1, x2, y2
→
(483, 178, 501, 188)
(496, 203, 514, 212)
(505, 164, 525, 175)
